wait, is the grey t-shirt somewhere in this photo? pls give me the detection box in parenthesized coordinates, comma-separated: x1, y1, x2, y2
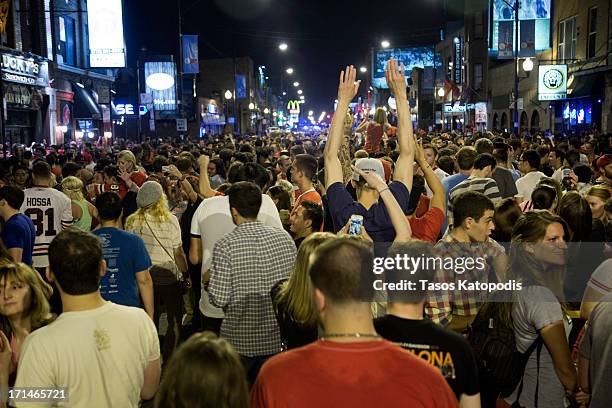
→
(580, 292, 612, 408)
(505, 286, 572, 408)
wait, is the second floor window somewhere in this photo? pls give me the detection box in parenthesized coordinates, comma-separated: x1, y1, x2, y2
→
(558, 16, 577, 61)
(587, 7, 597, 58)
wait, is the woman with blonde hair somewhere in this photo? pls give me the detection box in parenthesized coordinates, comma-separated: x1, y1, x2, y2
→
(126, 181, 188, 363)
(585, 185, 611, 224)
(117, 150, 148, 192)
(60, 176, 97, 231)
(0, 263, 54, 386)
(271, 232, 335, 349)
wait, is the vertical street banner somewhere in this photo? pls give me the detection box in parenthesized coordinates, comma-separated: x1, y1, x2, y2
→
(181, 35, 199, 74)
(0, 0, 10, 34)
(498, 20, 514, 59)
(520, 20, 536, 57)
(235, 75, 246, 99)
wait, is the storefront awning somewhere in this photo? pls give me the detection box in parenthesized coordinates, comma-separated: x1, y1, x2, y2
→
(72, 83, 102, 119)
(567, 73, 604, 99)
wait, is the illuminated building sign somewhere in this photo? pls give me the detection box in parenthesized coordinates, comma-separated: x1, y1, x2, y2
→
(489, 0, 551, 57)
(144, 61, 177, 111)
(1, 53, 49, 87)
(538, 65, 567, 101)
(87, 0, 126, 67)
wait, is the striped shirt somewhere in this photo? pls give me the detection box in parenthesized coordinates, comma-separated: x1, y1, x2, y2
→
(209, 220, 296, 357)
(448, 177, 501, 215)
(20, 187, 73, 268)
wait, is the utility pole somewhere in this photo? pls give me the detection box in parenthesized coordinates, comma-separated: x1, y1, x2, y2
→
(178, 0, 184, 135)
(513, 0, 520, 136)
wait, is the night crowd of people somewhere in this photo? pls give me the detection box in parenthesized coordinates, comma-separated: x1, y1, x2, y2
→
(0, 60, 610, 407)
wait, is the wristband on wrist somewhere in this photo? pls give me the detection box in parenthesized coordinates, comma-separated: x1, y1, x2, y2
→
(378, 187, 390, 194)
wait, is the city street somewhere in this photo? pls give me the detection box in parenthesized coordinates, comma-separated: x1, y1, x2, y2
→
(0, 1, 611, 407)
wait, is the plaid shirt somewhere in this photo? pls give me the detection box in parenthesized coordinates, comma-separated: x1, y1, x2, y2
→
(209, 220, 296, 357)
(425, 233, 505, 327)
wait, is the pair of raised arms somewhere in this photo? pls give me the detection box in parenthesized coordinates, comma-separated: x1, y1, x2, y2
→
(336, 59, 407, 104)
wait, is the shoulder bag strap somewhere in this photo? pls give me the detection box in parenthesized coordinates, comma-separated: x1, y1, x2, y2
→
(514, 335, 544, 406)
(144, 216, 177, 266)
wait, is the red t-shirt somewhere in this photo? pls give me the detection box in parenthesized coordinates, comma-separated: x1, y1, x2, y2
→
(130, 171, 148, 187)
(409, 207, 445, 243)
(251, 340, 458, 408)
(364, 123, 384, 153)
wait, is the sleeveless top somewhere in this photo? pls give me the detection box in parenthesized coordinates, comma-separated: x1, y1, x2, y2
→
(73, 199, 92, 231)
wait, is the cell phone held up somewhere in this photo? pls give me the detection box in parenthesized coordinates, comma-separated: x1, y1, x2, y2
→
(348, 215, 364, 236)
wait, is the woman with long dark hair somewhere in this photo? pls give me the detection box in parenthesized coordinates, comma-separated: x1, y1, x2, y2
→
(491, 211, 585, 408)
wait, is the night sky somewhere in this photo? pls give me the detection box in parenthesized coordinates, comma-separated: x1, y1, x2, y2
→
(124, 0, 455, 113)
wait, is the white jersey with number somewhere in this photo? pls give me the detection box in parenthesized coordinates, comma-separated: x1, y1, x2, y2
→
(20, 187, 73, 268)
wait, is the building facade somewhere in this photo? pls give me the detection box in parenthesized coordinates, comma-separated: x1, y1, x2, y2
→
(1, 0, 117, 150)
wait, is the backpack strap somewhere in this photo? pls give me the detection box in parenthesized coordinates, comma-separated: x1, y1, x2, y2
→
(513, 335, 544, 407)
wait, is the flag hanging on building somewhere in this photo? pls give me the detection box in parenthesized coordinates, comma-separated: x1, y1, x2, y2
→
(519, 20, 536, 57)
(0, 0, 10, 34)
(498, 20, 514, 59)
(235, 75, 246, 99)
(181, 35, 199, 74)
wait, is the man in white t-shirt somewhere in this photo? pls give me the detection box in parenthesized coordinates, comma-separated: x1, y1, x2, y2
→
(515, 150, 546, 201)
(20, 161, 73, 270)
(190, 162, 283, 333)
(13, 229, 160, 408)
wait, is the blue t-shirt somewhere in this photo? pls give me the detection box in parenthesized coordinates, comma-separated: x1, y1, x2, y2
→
(2, 214, 36, 266)
(93, 227, 152, 308)
(326, 181, 410, 243)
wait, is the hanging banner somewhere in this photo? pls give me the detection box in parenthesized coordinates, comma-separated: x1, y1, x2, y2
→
(181, 35, 199, 74)
(235, 75, 246, 99)
(519, 20, 536, 57)
(498, 20, 514, 59)
(0, 0, 9, 34)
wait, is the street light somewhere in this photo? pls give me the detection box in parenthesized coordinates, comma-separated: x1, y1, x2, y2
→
(248, 102, 255, 110)
(224, 90, 233, 100)
(522, 57, 534, 72)
(286, 68, 294, 74)
(282, 92, 287, 96)
(297, 89, 303, 95)
(437, 88, 445, 97)
(359, 66, 367, 73)
(381, 40, 390, 48)
(300, 95, 305, 100)
(293, 82, 299, 87)
(279, 43, 288, 51)
(264, 108, 270, 114)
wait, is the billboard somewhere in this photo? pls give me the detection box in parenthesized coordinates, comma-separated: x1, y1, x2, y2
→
(372, 47, 438, 89)
(144, 62, 177, 111)
(489, 0, 551, 57)
(538, 65, 567, 101)
(87, 0, 126, 67)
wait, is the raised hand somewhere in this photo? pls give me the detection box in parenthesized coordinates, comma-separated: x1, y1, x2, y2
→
(351, 164, 386, 191)
(385, 58, 407, 98)
(337, 65, 360, 104)
(198, 155, 210, 170)
(414, 137, 426, 165)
